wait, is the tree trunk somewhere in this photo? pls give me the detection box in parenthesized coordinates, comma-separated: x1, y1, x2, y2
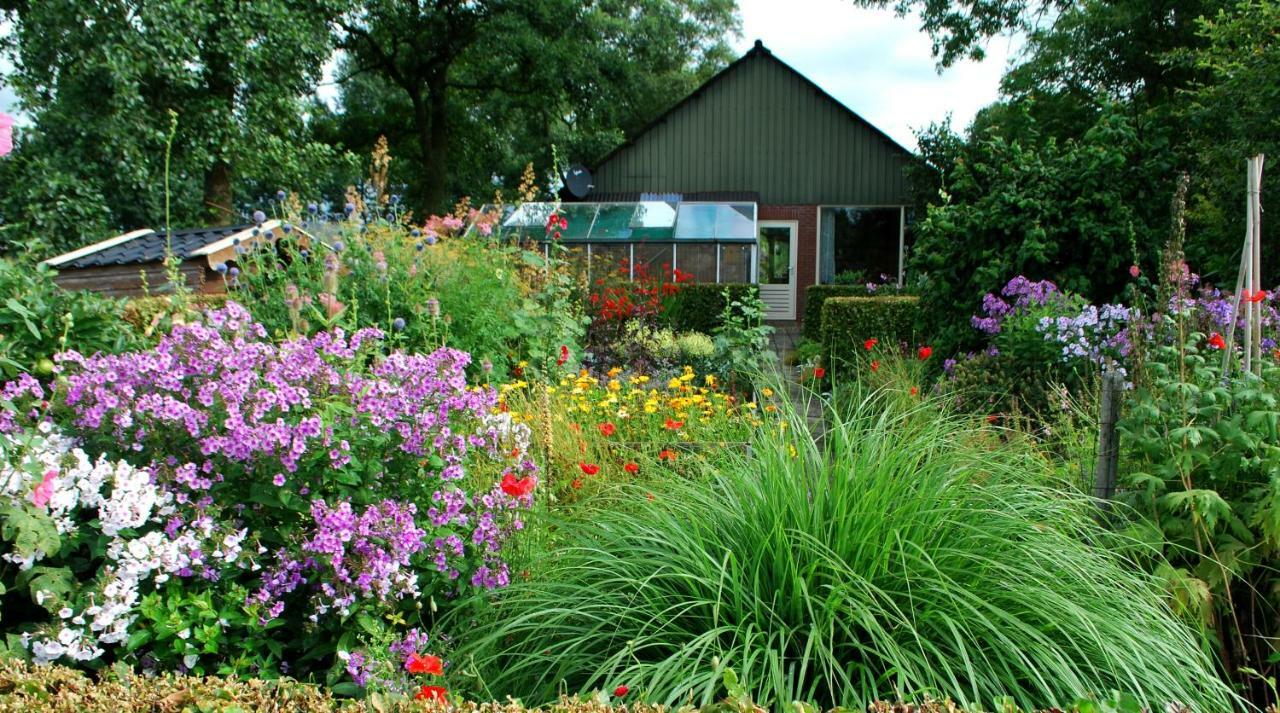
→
(201, 27, 236, 226)
(410, 70, 451, 213)
(203, 161, 234, 226)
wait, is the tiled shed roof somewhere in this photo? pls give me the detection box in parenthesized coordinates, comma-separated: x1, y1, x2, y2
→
(48, 225, 253, 270)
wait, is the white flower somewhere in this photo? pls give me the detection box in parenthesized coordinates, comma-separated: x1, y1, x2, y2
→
(183, 654, 198, 669)
(58, 607, 73, 619)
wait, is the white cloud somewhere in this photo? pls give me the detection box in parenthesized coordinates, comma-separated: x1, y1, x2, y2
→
(733, 0, 1020, 149)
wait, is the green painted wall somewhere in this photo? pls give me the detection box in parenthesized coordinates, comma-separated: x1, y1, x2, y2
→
(592, 47, 913, 206)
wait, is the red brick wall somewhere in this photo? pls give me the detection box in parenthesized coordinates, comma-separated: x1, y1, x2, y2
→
(758, 204, 818, 324)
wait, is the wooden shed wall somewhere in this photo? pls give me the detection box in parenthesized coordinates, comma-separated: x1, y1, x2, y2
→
(592, 52, 912, 206)
(52, 261, 223, 299)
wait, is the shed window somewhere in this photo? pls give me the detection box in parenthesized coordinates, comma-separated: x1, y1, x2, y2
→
(819, 207, 905, 285)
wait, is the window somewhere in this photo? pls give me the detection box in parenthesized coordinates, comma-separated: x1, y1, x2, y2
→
(758, 226, 791, 284)
(634, 243, 673, 280)
(588, 243, 630, 282)
(719, 244, 752, 283)
(818, 207, 903, 284)
(676, 244, 716, 283)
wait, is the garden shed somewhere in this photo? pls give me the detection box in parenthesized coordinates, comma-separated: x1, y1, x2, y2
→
(532, 40, 916, 322)
(42, 220, 300, 297)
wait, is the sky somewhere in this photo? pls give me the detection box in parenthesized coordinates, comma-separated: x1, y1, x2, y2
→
(1, 3, 1020, 148)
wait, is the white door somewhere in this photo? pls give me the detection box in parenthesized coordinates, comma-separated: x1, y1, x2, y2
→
(757, 221, 797, 320)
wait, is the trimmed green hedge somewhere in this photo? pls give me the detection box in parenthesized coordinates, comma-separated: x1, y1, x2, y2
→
(820, 295, 920, 362)
(803, 285, 867, 339)
(660, 283, 757, 334)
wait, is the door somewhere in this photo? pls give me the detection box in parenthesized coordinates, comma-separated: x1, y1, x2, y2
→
(757, 221, 797, 320)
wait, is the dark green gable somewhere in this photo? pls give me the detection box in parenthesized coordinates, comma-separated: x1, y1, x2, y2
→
(591, 41, 914, 206)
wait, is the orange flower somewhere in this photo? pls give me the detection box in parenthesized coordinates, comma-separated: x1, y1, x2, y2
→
(624, 462, 639, 474)
(406, 653, 444, 676)
(598, 422, 616, 437)
(579, 462, 600, 476)
(1208, 332, 1226, 350)
(645, 492, 655, 501)
(909, 386, 919, 397)
(416, 685, 448, 701)
(571, 478, 583, 489)
(664, 418, 683, 430)
(863, 338, 878, 351)
(870, 360, 880, 372)
(658, 449, 677, 461)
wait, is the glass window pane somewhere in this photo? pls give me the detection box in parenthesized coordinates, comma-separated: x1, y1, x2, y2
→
(629, 202, 678, 240)
(633, 243, 673, 281)
(588, 243, 630, 283)
(758, 226, 791, 284)
(677, 244, 716, 283)
(717, 204, 756, 240)
(673, 204, 718, 240)
(819, 207, 901, 284)
(720, 244, 752, 283)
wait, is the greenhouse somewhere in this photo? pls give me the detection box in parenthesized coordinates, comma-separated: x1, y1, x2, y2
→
(483, 201, 761, 284)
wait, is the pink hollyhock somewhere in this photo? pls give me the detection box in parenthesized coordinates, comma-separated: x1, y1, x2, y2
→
(0, 112, 12, 158)
(31, 469, 57, 508)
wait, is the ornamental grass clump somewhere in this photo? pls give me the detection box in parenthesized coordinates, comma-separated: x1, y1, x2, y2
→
(455, 389, 1234, 710)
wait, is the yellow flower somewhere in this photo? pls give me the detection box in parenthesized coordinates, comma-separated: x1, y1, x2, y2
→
(762, 387, 774, 398)
(608, 366, 623, 378)
(788, 443, 798, 458)
(704, 374, 717, 387)
(607, 379, 621, 392)
(667, 378, 682, 390)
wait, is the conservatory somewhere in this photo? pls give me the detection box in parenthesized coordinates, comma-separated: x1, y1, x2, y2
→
(482, 201, 761, 285)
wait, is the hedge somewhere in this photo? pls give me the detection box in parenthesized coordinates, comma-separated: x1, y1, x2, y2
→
(0, 659, 1190, 712)
(660, 283, 757, 334)
(803, 285, 869, 340)
(820, 295, 920, 363)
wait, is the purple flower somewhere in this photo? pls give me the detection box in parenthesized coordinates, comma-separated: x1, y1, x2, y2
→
(253, 210, 267, 225)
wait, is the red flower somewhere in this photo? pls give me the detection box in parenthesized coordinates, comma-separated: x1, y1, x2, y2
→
(1208, 332, 1226, 350)
(813, 367, 826, 379)
(1129, 264, 1140, 278)
(986, 414, 999, 424)
(614, 685, 630, 697)
(406, 653, 444, 676)
(579, 462, 600, 476)
(415, 685, 448, 701)
(909, 386, 919, 396)
(658, 449, 677, 461)
(645, 492, 655, 501)
(664, 418, 684, 430)
(557, 345, 569, 366)
(624, 462, 639, 474)
(598, 422, 616, 437)
(863, 338, 878, 351)
(500, 473, 535, 498)
(918, 346, 933, 361)
(513, 365, 523, 377)
(1244, 289, 1269, 304)
(571, 478, 583, 489)
(870, 360, 880, 372)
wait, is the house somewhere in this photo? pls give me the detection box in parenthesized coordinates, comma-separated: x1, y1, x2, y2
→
(41, 221, 299, 298)
(497, 40, 916, 322)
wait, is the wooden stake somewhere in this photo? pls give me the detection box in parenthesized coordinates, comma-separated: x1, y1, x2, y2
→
(1250, 156, 1264, 375)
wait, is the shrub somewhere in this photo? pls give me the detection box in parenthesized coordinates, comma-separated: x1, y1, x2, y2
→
(451, 391, 1232, 710)
(121, 293, 229, 338)
(660, 283, 757, 335)
(0, 303, 532, 693)
(0, 260, 138, 378)
(820, 295, 919, 365)
(804, 282, 911, 340)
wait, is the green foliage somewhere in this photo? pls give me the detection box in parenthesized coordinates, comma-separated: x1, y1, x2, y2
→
(453, 390, 1233, 710)
(710, 288, 775, 387)
(1119, 331, 1280, 694)
(660, 283, 758, 335)
(0, 259, 138, 378)
(819, 295, 920, 365)
(803, 286, 865, 341)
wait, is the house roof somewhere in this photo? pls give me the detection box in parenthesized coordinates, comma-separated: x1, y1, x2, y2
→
(591, 40, 914, 171)
(43, 221, 296, 271)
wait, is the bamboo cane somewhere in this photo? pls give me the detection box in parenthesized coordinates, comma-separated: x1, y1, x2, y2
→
(1250, 156, 1264, 375)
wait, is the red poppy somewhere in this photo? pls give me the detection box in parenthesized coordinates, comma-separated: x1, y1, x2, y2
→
(986, 414, 999, 424)
(571, 478, 583, 489)
(909, 386, 919, 396)
(664, 418, 683, 430)
(624, 462, 639, 474)
(510, 447, 520, 458)
(557, 345, 569, 366)
(598, 422, 616, 437)
(614, 685, 630, 697)
(579, 462, 600, 476)
(658, 449, 677, 462)
(1244, 289, 1269, 304)
(918, 346, 933, 361)
(813, 367, 826, 379)
(863, 338, 878, 351)
(512, 366, 523, 377)
(415, 685, 448, 701)
(870, 360, 880, 372)
(1208, 332, 1226, 350)
(500, 473, 535, 498)
(406, 653, 444, 676)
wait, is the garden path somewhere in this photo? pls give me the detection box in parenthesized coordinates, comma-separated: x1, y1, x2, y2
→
(767, 323, 827, 443)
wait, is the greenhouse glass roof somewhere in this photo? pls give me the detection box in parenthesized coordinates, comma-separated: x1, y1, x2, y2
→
(481, 201, 757, 243)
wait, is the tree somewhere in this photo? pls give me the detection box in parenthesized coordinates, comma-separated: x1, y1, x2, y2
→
(0, 0, 348, 255)
(326, 0, 738, 212)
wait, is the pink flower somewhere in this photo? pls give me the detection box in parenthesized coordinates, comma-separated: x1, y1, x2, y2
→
(0, 112, 12, 158)
(1129, 264, 1140, 278)
(31, 469, 57, 508)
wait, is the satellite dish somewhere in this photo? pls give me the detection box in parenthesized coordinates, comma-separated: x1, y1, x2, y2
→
(564, 164, 594, 199)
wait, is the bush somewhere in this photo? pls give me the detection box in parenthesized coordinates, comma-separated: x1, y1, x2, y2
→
(121, 293, 228, 337)
(0, 260, 138, 378)
(820, 295, 919, 364)
(451, 391, 1233, 710)
(0, 303, 532, 695)
(659, 283, 757, 334)
(803, 283, 911, 340)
